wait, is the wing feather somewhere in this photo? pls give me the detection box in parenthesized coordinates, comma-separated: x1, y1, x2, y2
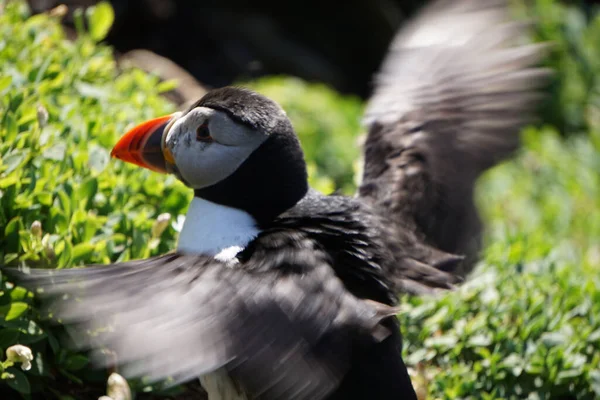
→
(359, 0, 550, 277)
(6, 233, 395, 400)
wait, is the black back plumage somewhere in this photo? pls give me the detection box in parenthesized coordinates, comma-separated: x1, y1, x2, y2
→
(4, 1, 550, 399)
(275, 190, 459, 299)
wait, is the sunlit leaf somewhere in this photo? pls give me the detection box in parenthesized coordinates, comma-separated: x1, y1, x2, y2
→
(5, 302, 29, 321)
(86, 1, 115, 42)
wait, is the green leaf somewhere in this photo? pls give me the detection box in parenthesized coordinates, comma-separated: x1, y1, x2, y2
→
(4, 217, 23, 251)
(0, 175, 19, 189)
(18, 322, 47, 345)
(47, 332, 60, 354)
(3, 112, 18, 142)
(4, 367, 31, 394)
(58, 367, 83, 384)
(156, 79, 179, 93)
(2, 152, 25, 175)
(43, 143, 66, 161)
(57, 240, 73, 268)
(0, 329, 20, 348)
(467, 334, 492, 347)
(540, 332, 566, 347)
(62, 354, 89, 371)
(9, 287, 28, 301)
(35, 192, 53, 207)
(76, 82, 109, 99)
(588, 329, 600, 343)
(4, 302, 29, 321)
(71, 243, 95, 264)
(0, 75, 12, 92)
(86, 1, 115, 41)
(557, 369, 583, 381)
(81, 177, 99, 199)
(56, 190, 72, 219)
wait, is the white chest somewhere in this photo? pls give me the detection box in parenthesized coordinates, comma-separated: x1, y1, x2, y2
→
(176, 197, 259, 399)
(176, 197, 260, 260)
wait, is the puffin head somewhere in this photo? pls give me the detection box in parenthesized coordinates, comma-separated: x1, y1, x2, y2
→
(111, 87, 309, 224)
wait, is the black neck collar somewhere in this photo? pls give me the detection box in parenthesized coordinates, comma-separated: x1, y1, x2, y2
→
(194, 132, 309, 226)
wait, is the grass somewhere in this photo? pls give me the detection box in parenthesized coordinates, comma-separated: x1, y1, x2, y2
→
(0, 0, 599, 398)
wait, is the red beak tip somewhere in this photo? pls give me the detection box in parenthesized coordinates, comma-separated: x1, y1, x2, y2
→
(111, 114, 172, 172)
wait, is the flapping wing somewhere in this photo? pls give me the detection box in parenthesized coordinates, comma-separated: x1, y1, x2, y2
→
(359, 0, 551, 276)
(6, 232, 396, 400)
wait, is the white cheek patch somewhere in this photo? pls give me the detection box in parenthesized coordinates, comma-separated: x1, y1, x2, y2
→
(166, 107, 267, 190)
(176, 142, 255, 189)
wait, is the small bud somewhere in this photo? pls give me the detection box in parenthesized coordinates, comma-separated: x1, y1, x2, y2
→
(6, 345, 34, 371)
(43, 241, 56, 259)
(30, 221, 42, 238)
(151, 213, 171, 238)
(48, 4, 68, 18)
(36, 104, 49, 128)
(105, 372, 131, 400)
(41, 235, 56, 259)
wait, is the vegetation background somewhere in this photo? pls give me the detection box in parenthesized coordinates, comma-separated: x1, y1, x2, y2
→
(0, 0, 599, 398)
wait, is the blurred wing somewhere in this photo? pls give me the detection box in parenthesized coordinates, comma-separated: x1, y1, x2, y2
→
(7, 233, 394, 400)
(359, 0, 551, 276)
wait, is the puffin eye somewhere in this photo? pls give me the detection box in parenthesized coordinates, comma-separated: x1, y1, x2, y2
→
(196, 122, 213, 142)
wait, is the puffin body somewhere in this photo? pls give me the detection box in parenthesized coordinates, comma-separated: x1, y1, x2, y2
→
(7, 1, 551, 399)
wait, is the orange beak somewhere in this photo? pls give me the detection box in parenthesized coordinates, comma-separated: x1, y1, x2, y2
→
(111, 115, 176, 174)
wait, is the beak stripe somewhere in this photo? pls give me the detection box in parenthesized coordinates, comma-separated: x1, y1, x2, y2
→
(111, 115, 173, 173)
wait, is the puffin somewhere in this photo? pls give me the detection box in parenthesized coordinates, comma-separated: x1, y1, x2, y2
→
(6, 0, 550, 399)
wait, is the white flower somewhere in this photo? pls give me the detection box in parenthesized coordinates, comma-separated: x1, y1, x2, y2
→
(151, 213, 171, 238)
(6, 344, 33, 371)
(105, 372, 131, 400)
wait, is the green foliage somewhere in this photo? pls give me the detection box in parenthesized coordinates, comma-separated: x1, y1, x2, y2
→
(399, 127, 600, 399)
(86, 1, 114, 42)
(0, 0, 599, 399)
(521, 0, 600, 135)
(0, 2, 187, 397)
